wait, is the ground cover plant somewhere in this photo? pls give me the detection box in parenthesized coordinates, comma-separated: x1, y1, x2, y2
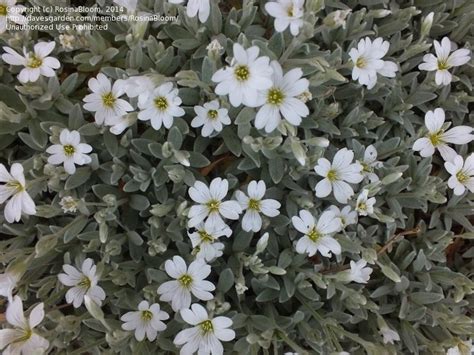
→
(0, 0, 473, 354)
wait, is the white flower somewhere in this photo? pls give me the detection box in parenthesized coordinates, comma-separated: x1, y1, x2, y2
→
(445, 154, 474, 196)
(359, 145, 382, 182)
(348, 259, 373, 284)
(292, 210, 342, 257)
(446, 340, 472, 355)
(355, 189, 376, 216)
(0, 296, 49, 355)
(157, 256, 215, 312)
(116, 75, 155, 102)
(379, 326, 400, 344)
(0, 0, 27, 34)
(412, 108, 474, 162)
(0, 270, 20, 301)
(418, 37, 471, 86)
(59, 196, 78, 213)
(108, 113, 138, 135)
(265, 0, 304, 36)
(314, 148, 364, 203)
(137, 82, 185, 130)
(327, 205, 357, 229)
(170, 0, 210, 23)
(46, 129, 92, 175)
(121, 300, 169, 341)
(2, 42, 60, 83)
(323, 9, 351, 29)
(174, 303, 235, 355)
(349, 37, 398, 89)
(235, 180, 281, 232)
(83, 73, 133, 125)
(212, 43, 273, 107)
(254, 60, 309, 133)
(0, 163, 36, 223)
(188, 222, 230, 262)
(58, 258, 106, 308)
(187, 177, 242, 228)
(191, 100, 231, 137)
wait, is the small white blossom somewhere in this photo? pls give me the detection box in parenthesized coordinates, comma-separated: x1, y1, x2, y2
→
(83, 73, 133, 125)
(235, 180, 281, 232)
(59, 196, 78, 213)
(138, 82, 185, 130)
(46, 129, 92, 175)
(188, 222, 230, 262)
(265, 0, 304, 36)
(323, 9, 351, 29)
(121, 300, 169, 342)
(58, 258, 106, 308)
(418, 37, 471, 86)
(379, 325, 400, 344)
(348, 259, 373, 284)
(349, 37, 398, 89)
(355, 189, 376, 216)
(174, 303, 235, 355)
(359, 145, 382, 182)
(292, 210, 342, 257)
(0, 296, 49, 354)
(0, 0, 27, 34)
(255, 60, 309, 133)
(2, 42, 60, 83)
(444, 154, 474, 196)
(191, 100, 231, 137)
(412, 108, 474, 162)
(327, 205, 357, 229)
(314, 148, 364, 203)
(0, 270, 20, 301)
(116, 75, 155, 103)
(169, 0, 211, 23)
(212, 43, 273, 107)
(157, 256, 215, 312)
(187, 177, 242, 229)
(0, 163, 36, 223)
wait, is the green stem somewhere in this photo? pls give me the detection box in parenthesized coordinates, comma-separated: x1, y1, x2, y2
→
(276, 329, 309, 355)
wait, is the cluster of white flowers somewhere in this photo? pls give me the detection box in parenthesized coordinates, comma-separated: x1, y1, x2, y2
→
(412, 107, 474, 195)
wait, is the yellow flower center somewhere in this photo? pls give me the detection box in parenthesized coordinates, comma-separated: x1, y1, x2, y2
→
(101, 92, 116, 108)
(6, 180, 24, 193)
(437, 59, 450, 70)
(428, 131, 444, 146)
(206, 199, 220, 213)
(141, 310, 153, 321)
(307, 228, 321, 242)
(361, 162, 372, 173)
(248, 199, 260, 211)
(287, 6, 294, 17)
(78, 276, 91, 290)
(0, 5, 7, 16)
(178, 274, 193, 288)
(16, 328, 33, 343)
(267, 88, 285, 105)
(357, 202, 367, 211)
(327, 169, 338, 181)
(199, 320, 214, 334)
(356, 57, 367, 69)
(207, 109, 218, 120)
(63, 144, 75, 156)
(198, 230, 214, 243)
(154, 96, 168, 111)
(27, 55, 43, 69)
(456, 171, 469, 183)
(234, 65, 250, 81)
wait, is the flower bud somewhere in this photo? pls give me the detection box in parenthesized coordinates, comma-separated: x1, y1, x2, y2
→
(421, 12, 434, 38)
(323, 10, 351, 29)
